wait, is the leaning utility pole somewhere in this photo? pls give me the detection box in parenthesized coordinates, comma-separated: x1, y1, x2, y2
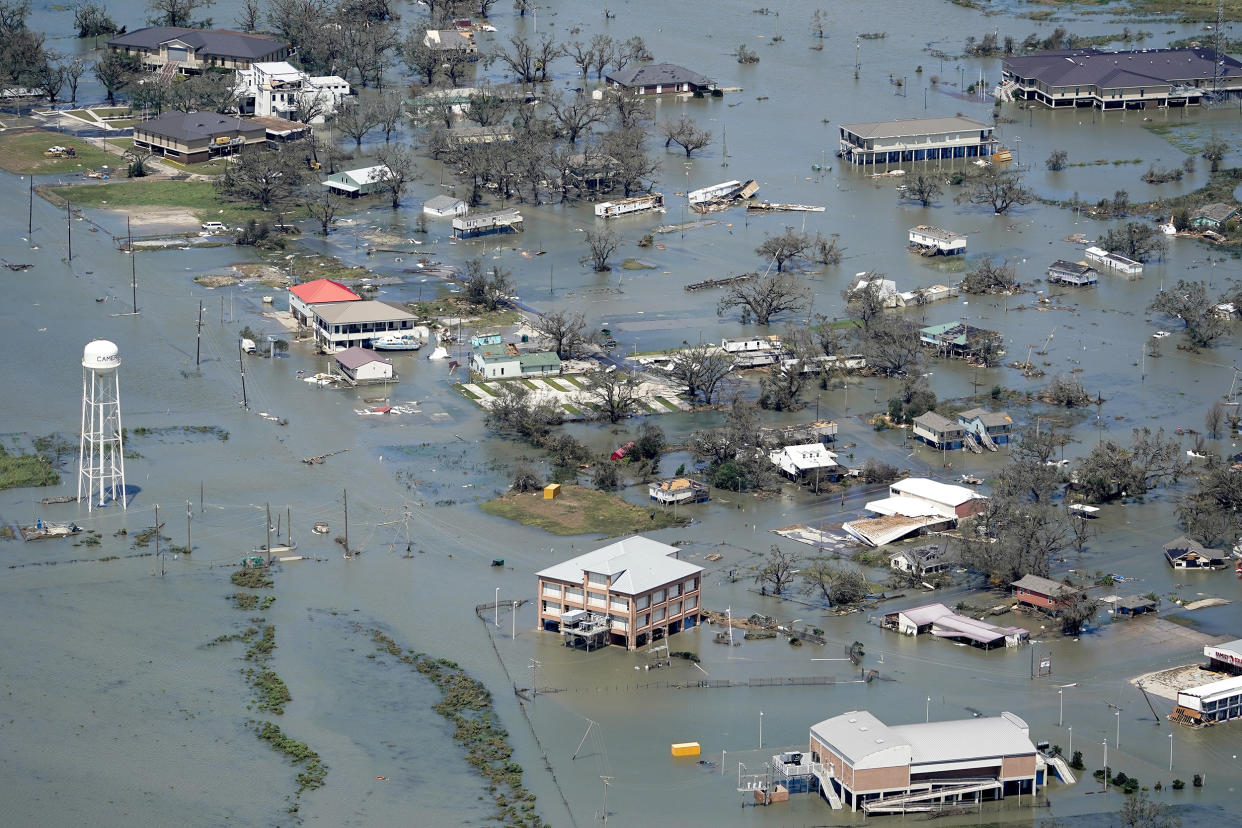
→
(195, 300, 204, 365)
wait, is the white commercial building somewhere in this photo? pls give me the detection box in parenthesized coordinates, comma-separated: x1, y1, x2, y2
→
(307, 300, 417, 353)
(235, 61, 349, 123)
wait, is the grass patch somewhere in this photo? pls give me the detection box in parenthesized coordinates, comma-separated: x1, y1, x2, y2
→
(637, 400, 660, 414)
(542, 377, 572, 392)
(0, 445, 59, 490)
(480, 484, 688, 536)
(0, 129, 118, 175)
(231, 567, 274, 589)
(563, 375, 588, 389)
(47, 179, 281, 226)
(456, 384, 481, 400)
(475, 382, 501, 397)
(653, 396, 680, 411)
(521, 378, 539, 389)
(620, 258, 657, 270)
(561, 403, 583, 416)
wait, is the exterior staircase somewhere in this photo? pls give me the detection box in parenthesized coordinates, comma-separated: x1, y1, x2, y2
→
(810, 763, 843, 809)
(964, 432, 983, 454)
(978, 428, 998, 451)
(157, 60, 181, 83)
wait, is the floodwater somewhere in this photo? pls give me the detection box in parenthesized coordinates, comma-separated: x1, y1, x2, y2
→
(4, 0, 1242, 825)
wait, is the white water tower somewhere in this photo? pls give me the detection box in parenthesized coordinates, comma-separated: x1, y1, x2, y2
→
(78, 339, 126, 511)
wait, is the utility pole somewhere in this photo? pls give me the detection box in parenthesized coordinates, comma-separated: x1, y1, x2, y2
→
(343, 488, 350, 559)
(131, 243, 138, 314)
(185, 501, 191, 553)
(265, 502, 272, 565)
(155, 503, 163, 577)
(28, 174, 33, 237)
(195, 301, 204, 365)
(238, 341, 248, 408)
(66, 201, 72, 261)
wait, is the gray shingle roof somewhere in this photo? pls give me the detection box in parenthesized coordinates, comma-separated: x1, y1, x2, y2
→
(108, 27, 286, 60)
(1003, 47, 1242, 88)
(135, 111, 264, 142)
(334, 346, 391, 370)
(606, 62, 712, 89)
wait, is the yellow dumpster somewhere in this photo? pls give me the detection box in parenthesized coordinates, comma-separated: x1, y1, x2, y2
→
(670, 742, 700, 758)
(543, 483, 561, 500)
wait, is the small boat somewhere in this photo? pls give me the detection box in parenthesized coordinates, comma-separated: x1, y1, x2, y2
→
(312, 522, 330, 535)
(262, 296, 274, 304)
(373, 333, 423, 351)
(491, 558, 504, 567)
(20, 519, 82, 541)
(958, 474, 983, 486)
(254, 540, 298, 555)
(1069, 503, 1101, 518)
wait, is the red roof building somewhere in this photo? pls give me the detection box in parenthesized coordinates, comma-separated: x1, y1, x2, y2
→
(289, 279, 360, 326)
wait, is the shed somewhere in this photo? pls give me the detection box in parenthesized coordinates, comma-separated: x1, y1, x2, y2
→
(423, 194, 468, 218)
(1113, 595, 1158, 617)
(543, 483, 561, 500)
(334, 346, 394, 383)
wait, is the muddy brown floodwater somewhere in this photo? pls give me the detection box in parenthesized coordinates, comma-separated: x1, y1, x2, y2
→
(4, 0, 1242, 825)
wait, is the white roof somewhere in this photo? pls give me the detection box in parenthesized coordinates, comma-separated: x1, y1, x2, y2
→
(890, 478, 981, 508)
(853, 277, 899, 297)
(1179, 673, 1242, 704)
(811, 710, 1034, 769)
(252, 61, 303, 80)
(865, 496, 947, 519)
(425, 194, 466, 210)
(324, 165, 388, 191)
(890, 712, 1034, 764)
(535, 535, 703, 596)
(770, 443, 838, 474)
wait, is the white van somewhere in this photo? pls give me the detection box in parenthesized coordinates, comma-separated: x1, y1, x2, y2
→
(201, 221, 229, 233)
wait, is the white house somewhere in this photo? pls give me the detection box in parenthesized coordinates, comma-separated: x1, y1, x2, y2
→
(423, 194, 468, 218)
(423, 29, 478, 54)
(470, 344, 561, 379)
(307, 300, 417, 353)
(323, 165, 389, 197)
(769, 443, 841, 483)
(851, 275, 904, 308)
(235, 61, 349, 123)
(334, 346, 395, 383)
(1084, 246, 1143, 275)
(908, 225, 967, 255)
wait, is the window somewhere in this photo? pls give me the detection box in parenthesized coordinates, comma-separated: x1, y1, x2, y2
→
(609, 596, 629, 612)
(587, 591, 607, 608)
(685, 595, 697, 610)
(669, 583, 681, 598)
(542, 584, 561, 598)
(565, 587, 583, 604)
(652, 589, 665, 604)
(670, 600, 682, 616)
(587, 572, 607, 588)
(636, 595, 650, 610)
(542, 601, 560, 615)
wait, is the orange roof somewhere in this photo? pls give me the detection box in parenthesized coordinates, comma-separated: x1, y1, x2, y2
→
(289, 279, 361, 304)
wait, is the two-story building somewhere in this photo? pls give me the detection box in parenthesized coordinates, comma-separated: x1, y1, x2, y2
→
(107, 27, 288, 75)
(912, 411, 967, 450)
(288, 278, 360, 327)
(920, 321, 1003, 361)
(956, 407, 1014, 447)
(536, 536, 704, 651)
(470, 343, 561, 379)
(235, 61, 350, 123)
(1010, 574, 1083, 614)
(838, 115, 996, 166)
(306, 300, 417, 353)
(1047, 260, 1098, 286)
(908, 225, 967, 256)
(1001, 47, 1242, 110)
(807, 710, 1040, 813)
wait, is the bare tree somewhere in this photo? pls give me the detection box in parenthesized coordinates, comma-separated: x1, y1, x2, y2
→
(147, 0, 213, 28)
(802, 560, 869, 605)
(901, 174, 942, 206)
(961, 256, 1019, 295)
(581, 228, 620, 272)
(373, 89, 407, 142)
(495, 34, 561, 83)
(93, 51, 137, 105)
(607, 89, 651, 130)
(589, 33, 615, 79)
(215, 149, 309, 211)
(957, 165, 1034, 215)
(334, 99, 380, 146)
(565, 39, 595, 78)
(584, 370, 642, 422)
(755, 227, 811, 272)
(513, 0, 530, 16)
(669, 344, 733, 405)
(660, 114, 712, 157)
(733, 43, 759, 64)
(810, 232, 843, 265)
(1045, 149, 1068, 171)
(754, 545, 799, 595)
(374, 143, 420, 209)
(547, 91, 605, 144)
(718, 269, 810, 325)
(854, 314, 922, 376)
(601, 127, 660, 196)
(401, 26, 440, 85)
(235, 0, 260, 30)
(63, 56, 86, 104)
(1074, 427, 1188, 502)
(304, 185, 343, 235)
(531, 309, 589, 359)
(1206, 400, 1227, 439)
